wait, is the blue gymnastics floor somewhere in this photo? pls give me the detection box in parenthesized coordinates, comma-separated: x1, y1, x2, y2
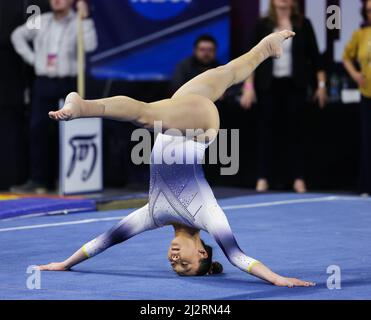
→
(1, 193, 371, 300)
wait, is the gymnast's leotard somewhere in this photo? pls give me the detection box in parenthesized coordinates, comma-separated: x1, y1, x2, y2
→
(82, 133, 259, 273)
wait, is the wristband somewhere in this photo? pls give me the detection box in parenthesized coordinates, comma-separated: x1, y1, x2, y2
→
(318, 81, 326, 89)
(244, 82, 254, 91)
(247, 260, 261, 274)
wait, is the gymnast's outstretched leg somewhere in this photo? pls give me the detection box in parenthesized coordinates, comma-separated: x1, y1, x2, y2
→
(49, 30, 295, 136)
(172, 30, 295, 101)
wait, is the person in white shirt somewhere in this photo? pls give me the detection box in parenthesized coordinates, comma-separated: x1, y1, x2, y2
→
(38, 30, 314, 288)
(10, 0, 97, 194)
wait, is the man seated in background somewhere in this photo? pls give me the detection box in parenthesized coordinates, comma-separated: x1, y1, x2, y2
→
(171, 35, 220, 93)
(10, 0, 97, 194)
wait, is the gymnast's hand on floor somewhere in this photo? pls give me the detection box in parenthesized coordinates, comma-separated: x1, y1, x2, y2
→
(273, 276, 316, 288)
(249, 261, 315, 288)
(49, 92, 84, 121)
(37, 262, 69, 271)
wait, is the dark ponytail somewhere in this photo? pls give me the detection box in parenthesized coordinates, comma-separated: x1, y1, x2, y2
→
(196, 240, 223, 276)
(209, 261, 223, 275)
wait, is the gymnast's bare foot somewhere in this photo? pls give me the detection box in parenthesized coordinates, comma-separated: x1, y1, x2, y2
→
(294, 179, 307, 193)
(37, 262, 69, 271)
(261, 29, 295, 59)
(256, 179, 269, 192)
(49, 92, 84, 121)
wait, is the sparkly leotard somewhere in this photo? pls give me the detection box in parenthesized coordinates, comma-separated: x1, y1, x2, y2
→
(83, 133, 258, 273)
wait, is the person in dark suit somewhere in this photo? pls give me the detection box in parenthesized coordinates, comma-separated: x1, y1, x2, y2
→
(171, 35, 220, 93)
(240, 0, 327, 193)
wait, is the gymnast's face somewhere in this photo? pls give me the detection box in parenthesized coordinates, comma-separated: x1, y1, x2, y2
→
(168, 238, 208, 276)
(272, 0, 294, 10)
(50, 0, 73, 13)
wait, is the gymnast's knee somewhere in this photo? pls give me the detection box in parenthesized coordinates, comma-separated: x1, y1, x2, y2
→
(195, 95, 220, 133)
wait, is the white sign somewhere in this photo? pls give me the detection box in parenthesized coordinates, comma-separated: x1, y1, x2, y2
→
(341, 89, 361, 104)
(305, 0, 363, 62)
(261, 0, 363, 62)
(59, 117, 103, 195)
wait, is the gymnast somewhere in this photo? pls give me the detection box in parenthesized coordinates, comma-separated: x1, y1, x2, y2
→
(39, 30, 315, 287)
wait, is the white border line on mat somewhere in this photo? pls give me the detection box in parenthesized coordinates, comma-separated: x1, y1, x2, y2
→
(0, 216, 126, 232)
(222, 196, 340, 210)
(0, 196, 370, 233)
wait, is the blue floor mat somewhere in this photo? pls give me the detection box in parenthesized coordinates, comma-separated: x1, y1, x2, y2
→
(0, 198, 96, 220)
(1, 193, 371, 300)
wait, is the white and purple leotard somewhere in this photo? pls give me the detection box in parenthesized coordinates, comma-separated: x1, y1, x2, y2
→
(82, 133, 259, 274)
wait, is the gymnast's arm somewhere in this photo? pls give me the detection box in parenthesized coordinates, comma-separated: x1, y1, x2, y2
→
(38, 204, 157, 271)
(204, 205, 314, 287)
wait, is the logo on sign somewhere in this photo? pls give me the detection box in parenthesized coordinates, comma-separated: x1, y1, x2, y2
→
(129, 0, 192, 21)
(67, 135, 98, 182)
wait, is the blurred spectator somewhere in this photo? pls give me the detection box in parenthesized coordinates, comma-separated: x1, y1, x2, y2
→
(240, 0, 327, 193)
(343, 0, 371, 196)
(171, 35, 220, 93)
(10, 0, 97, 193)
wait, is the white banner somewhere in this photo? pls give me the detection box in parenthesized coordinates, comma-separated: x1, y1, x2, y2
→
(59, 117, 103, 195)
